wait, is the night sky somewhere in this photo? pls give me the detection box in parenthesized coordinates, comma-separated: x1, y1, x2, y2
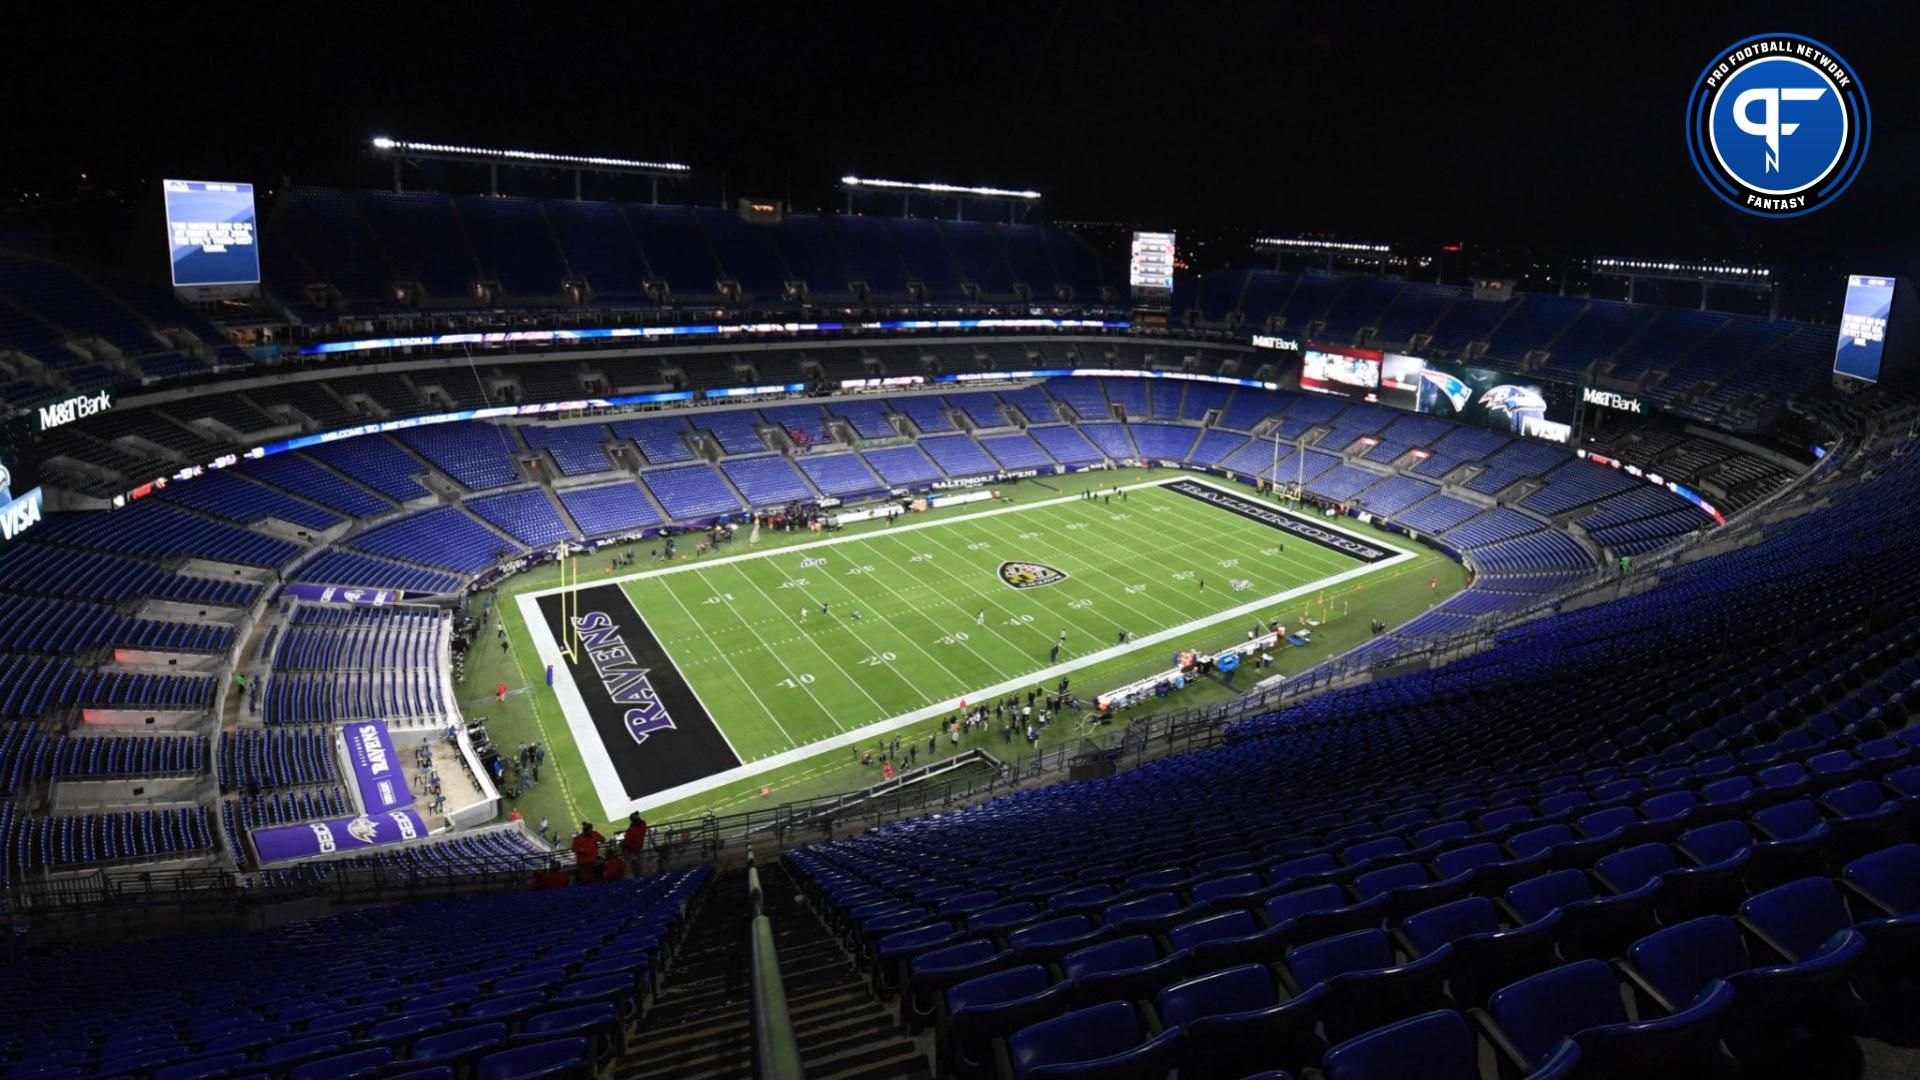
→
(5, 4, 1918, 288)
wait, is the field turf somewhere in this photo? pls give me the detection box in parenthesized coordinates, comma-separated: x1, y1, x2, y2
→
(501, 472, 1463, 825)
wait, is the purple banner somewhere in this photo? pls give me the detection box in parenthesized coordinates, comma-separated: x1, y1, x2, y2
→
(250, 810, 428, 864)
(282, 583, 407, 606)
(344, 720, 414, 815)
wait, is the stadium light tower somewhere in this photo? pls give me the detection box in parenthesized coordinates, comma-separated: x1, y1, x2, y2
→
(1591, 257, 1777, 317)
(1255, 237, 1392, 273)
(370, 137, 692, 202)
(838, 175, 1041, 223)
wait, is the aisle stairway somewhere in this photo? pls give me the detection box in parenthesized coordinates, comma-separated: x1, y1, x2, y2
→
(618, 861, 926, 1080)
(764, 860, 929, 1079)
(618, 871, 755, 1080)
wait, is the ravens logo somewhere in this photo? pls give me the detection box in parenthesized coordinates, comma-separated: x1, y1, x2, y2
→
(999, 561, 1068, 590)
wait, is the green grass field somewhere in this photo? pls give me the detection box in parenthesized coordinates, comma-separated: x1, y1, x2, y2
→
(473, 470, 1468, 831)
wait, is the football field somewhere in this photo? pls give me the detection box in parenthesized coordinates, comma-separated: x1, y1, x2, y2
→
(520, 475, 1425, 818)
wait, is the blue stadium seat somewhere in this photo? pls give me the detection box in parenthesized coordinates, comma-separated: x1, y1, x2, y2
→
(1483, 959, 1732, 1076)
(944, 964, 1073, 1080)
(1320, 1009, 1479, 1080)
(1625, 914, 1862, 1063)
(475, 1036, 591, 1080)
(1005, 1001, 1181, 1080)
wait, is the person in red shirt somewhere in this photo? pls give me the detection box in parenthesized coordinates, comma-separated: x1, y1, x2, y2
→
(532, 860, 570, 891)
(601, 850, 627, 882)
(619, 813, 648, 877)
(570, 821, 605, 882)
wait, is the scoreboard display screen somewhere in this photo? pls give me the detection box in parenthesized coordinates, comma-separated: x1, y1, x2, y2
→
(1834, 274, 1894, 384)
(1129, 231, 1175, 299)
(163, 179, 259, 291)
(1299, 344, 1383, 400)
(1375, 354, 1577, 444)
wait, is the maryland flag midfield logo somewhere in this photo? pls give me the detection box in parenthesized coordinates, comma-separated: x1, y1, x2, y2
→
(999, 561, 1069, 590)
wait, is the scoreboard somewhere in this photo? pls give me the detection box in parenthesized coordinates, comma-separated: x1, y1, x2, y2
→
(1129, 231, 1176, 302)
(163, 179, 259, 297)
(1834, 275, 1894, 384)
(1832, 274, 1918, 391)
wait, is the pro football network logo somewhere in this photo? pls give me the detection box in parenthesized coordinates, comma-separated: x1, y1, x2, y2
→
(999, 561, 1068, 590)
(1686, 34, 1869, 218)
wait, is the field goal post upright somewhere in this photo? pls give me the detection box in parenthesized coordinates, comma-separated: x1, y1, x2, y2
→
(556, 541, 581, 664)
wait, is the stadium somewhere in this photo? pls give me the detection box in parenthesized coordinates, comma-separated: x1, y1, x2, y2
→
(1, 8, 1918, 1080)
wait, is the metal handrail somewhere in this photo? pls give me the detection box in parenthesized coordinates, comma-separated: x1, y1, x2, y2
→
(746, 848, 804, 1080)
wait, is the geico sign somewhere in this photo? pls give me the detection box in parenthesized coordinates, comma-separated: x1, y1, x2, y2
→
(37, 389, 114, 431)
(1582, 387, 1645, 414)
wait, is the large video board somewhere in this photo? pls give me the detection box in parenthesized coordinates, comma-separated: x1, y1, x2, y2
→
(1834, 274, 1895, 384)
(1385, 354, 1577, 444)
(163, 180, 259, 291)
(1299, 344, 1383, 400)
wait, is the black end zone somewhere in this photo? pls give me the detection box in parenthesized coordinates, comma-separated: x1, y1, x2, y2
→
(1164, 479, 1394, 563)
(538, 583, 741, 801)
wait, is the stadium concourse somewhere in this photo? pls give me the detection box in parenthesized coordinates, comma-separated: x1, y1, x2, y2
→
(0, 189, 1900, 1078)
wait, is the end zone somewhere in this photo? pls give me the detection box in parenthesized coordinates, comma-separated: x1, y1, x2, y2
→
(525, 583, 741, 817)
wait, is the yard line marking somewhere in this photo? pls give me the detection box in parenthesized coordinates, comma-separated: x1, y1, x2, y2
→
(650, 569, 801, 747)
(929, 512, 1182, 636)
(859, 531, 1060, 657)
(840, 534, 1020, 682)
(1062, 485, 1352, 584)
(710, 559, 892, 725)
(902, 524, 1100, 645)
(977, 502, 1219, 625)
(1047, 499, 1319, 610)
(755, 553, 969, 702)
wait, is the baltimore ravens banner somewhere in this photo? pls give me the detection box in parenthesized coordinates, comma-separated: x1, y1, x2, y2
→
(281, 583, 409, 606)
(343, 720, 414, 815)
(250, 809, 428, 865)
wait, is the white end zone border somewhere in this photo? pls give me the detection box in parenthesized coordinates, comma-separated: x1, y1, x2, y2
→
(520, 474, 1418, 817)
